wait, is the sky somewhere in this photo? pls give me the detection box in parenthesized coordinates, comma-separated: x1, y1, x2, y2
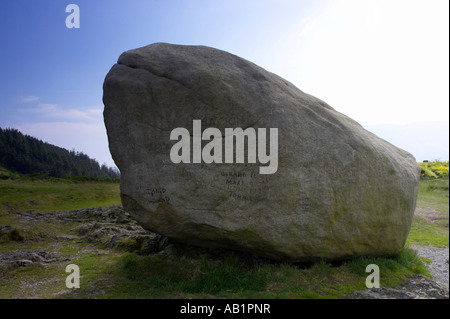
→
(0, 0, 448, 167)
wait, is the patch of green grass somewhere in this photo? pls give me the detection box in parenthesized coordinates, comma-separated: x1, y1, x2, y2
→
(407, 215, 449, 248)
(0, 218, 81, 255)
(0, 178, 120, 256)
(101, 251, 272, 298)
(0, 258, 67, 298)
(416, 177, 449, 213)
(0, 228, 25, 244)
(51, 245, 428, 299)
(0, 166, 21, 180)
(0, 179, 120, 215)
(408, 176, 449, 248)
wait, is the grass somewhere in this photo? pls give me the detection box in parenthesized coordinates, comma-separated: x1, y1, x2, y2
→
(1, 244, 426, 299)
(416, 177, 449, 213)
(96, 246, 427, 299)
(0, 178, 121, 214)
(407, 171, 448, 247)
(407, 215, 449, 248)
(0, 165, 447, 299)
(110, 252, 270, 298)
(0, 166, 21, 180)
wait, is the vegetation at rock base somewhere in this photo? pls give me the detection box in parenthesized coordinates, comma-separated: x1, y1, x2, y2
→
(0, 163, 447, 299)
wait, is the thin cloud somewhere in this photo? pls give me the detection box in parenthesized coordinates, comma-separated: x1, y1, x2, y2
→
(86, 108, 103, 116)
(24, 103, 103, 122)
(34, 103, 59, 112)
(19, 96, 40, 103)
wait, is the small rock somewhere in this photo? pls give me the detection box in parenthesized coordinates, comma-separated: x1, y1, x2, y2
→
(0, 225, 12, 232)
(0, 250, 67, 269)
(54, 235, 78, 241)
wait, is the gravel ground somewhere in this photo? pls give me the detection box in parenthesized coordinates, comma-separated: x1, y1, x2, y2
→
(346, 245, 449, 299)
(413, 245, 449, 289)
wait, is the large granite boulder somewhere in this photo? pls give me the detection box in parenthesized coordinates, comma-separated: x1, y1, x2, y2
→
(103, 42, 420, 262)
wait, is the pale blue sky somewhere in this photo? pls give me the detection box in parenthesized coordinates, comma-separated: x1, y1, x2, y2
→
(0, 0, 448, 166)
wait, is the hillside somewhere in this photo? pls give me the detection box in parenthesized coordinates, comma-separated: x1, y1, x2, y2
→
(0, 127, 119, 179)
(418, 161, 449, 179)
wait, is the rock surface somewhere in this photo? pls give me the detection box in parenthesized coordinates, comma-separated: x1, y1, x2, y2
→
(103, 42, 421, 261)
(346, 274, 449, 299)
(0, 250, 68, 270)
(15, 206, 167, 254)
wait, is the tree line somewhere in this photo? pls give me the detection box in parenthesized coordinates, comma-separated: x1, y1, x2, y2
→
(0, 127, 120, 179)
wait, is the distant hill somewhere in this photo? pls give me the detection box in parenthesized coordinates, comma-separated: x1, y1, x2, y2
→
(0, 127, 120, 179)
